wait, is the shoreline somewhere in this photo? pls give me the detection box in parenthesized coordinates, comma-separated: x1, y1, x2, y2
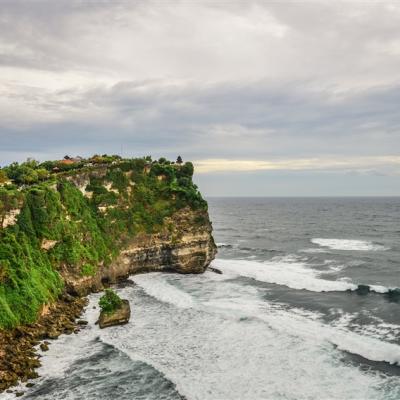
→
(0, 293, 88, 395)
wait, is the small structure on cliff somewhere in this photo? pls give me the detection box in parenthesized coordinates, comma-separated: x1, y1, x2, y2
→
(98, 289, 131, 329)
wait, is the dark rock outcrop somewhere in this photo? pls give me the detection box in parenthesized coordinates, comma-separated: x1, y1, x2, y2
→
(356, 284, 371, 295)
(386, 288, 400, 302)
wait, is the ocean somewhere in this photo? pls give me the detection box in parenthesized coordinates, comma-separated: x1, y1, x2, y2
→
(7, 197, 400, 400)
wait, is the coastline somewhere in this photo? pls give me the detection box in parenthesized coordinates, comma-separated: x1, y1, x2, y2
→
(0, 157, 217, 395)
(0, 205, 217, 394)
(0, 294, 88, 395)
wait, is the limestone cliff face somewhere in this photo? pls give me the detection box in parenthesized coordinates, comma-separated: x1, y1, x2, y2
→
(63, 207, 217, 295)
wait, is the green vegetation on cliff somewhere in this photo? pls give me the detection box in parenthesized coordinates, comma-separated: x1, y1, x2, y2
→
(0, 156, 207, 329)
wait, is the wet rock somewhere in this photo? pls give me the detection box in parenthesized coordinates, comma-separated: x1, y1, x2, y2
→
(16, 392, 24, 397)
(27, 371, 39, 380)
(77, 320, 88, 325)
(39, 343, 49, 352)
(26, 382, 35, 388)
(46, 329, 61, 340)
(61, 293, 75, 303)
(0, 294, 87, 394)
(209, 266, 223, 274)
(356, 284, 370, 295)
(99, 300, 131, 329)
(386, 288, 400, 302)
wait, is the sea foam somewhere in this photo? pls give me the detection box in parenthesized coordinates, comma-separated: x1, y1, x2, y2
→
(213, 258, 358, 292)
(131, 273, 194, 308)
(311, 238, 388, 251)
(212, 258, 392, 294)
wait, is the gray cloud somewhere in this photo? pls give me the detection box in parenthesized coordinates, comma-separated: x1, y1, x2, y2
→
(0, 0, 399, 194)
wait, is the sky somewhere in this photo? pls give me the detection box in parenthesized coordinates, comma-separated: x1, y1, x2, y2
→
(1, 0, 400, 196)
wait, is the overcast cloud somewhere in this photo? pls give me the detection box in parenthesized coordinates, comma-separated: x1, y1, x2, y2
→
(1, 0, 400, 195)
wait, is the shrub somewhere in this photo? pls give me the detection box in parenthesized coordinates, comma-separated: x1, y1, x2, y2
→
(81, 263, 96, 276)
(99, 288, 122, 314)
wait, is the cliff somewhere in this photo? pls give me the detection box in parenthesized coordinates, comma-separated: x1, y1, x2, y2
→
(0, 156, 217, 329)
(65, 207, 216, 296)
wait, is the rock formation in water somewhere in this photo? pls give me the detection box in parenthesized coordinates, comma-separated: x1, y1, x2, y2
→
(99, 300, 131, 329)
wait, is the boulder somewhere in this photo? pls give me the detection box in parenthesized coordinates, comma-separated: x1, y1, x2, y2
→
(39, 343, 49, 352)
(98, 300, 130, 329)
(386, 288, 400, 302)
(356, 284, 370, 295)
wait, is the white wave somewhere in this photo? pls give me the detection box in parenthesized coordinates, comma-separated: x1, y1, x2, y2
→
(28, 274, 400, 400)
(312, 238, 388, 251)
(332, 311, 400, 343)
(369, 284, 391, 294)
(300, 248, 327, 254)
(257, 304, 400, 366)
(212, 258, 393, 294)
(213, 258, 358, 292)
(131, 273, 194, 308)
(204, 290, 400, 366)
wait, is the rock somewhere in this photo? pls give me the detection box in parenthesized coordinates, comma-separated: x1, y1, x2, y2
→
(386, 288, 400, 302)
(0, 294, 87, 395)
(26, 383, 35, 388)
(61, 293, 75, 303)
(39, 343, 49, 352)
(77, 320, 88, 325)
(27, 371, 39, 380)
(40, 239, 58, 251)
(98, 300, 130, 329)
(46, 329, 61, 340)
(16, 392, 24, 397)
(209, 267, 222, 274)
(356, 284, 370, 295)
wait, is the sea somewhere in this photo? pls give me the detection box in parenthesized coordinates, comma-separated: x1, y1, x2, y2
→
(5, 197, 400, 400)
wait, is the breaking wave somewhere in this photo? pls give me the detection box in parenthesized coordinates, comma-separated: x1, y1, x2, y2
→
(131, 274, 194, 309)
(311, 238, 388, 251)
(212, 258, 395, 295)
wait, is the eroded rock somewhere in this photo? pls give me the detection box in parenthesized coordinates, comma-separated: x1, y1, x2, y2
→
(98, 300, 131, 329)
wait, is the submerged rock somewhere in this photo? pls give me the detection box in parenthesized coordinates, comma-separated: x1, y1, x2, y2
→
(356, 284, 371, 295)
(98, 300, 131, 329)
(209, 266, 223, 274)
(386, 288, 400, 302)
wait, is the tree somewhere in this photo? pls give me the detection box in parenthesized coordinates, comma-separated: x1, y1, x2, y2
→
(180, 162, 194, 177)
(0, 170, 8, 184)
(176, 155, 183, 164)
(36, 168, 50, 181)
(4, 162, 39, 184)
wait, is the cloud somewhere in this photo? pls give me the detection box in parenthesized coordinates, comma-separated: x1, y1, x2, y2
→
(194, 156, 400, 174)
(0, 1, 399, 194)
